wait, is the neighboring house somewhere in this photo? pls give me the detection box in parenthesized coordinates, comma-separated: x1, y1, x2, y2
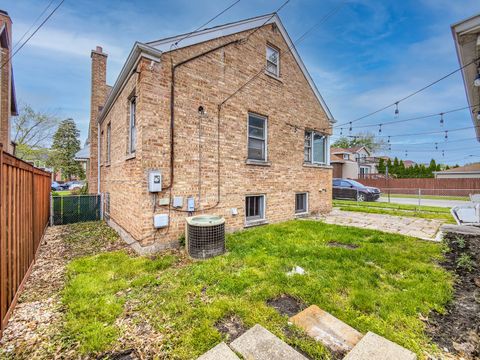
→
(0, 9, 18, 154)
(84, 14, 335, 253)
(330, 146, 377, 179)
(403, 160, 416, 168)
(434, 163, 480, 179)
(75, 138, 90, 175)
(451, 14, 480, 141)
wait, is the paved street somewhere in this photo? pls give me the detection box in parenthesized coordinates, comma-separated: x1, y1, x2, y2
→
(378, 196, 470, 208)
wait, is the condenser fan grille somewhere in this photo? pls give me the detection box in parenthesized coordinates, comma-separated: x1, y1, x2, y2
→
(187, 221, 225, 259)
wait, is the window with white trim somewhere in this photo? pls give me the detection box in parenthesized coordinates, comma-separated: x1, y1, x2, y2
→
(248, 113, 267, 161)
(343, 154, 349, 160)
(295, 193, 308, 214)
(245, 195, 265, 222)
(266, 45, 279, 77)
(304, 131, 327, 164)
(129, 97, 136, 154)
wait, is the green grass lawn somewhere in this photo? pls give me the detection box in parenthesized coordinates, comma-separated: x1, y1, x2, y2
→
(386, 193, 469, 201)
(61, 220, 451, 359)
(52, 190, 71, 196)
(333, 200, 455, 224)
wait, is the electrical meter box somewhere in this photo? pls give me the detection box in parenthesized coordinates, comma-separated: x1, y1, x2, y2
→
(154, 214, 168, 228)
(148, 170, 162, 192)
(187, 197, 195, 212)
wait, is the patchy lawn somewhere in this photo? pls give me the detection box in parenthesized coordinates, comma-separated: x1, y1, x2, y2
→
(387, 194, 469, 201)
(333, 199, 456, 224)
(1, 220, 452, 359)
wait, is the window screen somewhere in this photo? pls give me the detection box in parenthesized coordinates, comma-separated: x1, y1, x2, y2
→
(248, 114, 266, 161)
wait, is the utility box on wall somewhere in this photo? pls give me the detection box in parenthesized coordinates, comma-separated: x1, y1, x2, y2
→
(148, 170, 162, 192)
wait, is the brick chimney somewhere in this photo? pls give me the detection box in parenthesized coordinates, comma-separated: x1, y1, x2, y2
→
(88, 46, 108, 193)
(0, 10, 13, 152)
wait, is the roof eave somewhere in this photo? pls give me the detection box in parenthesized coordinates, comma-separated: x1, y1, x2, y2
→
(98, 42, 162, 124)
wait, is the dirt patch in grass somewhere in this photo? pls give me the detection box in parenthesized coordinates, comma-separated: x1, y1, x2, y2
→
(327, 241, 359, 249)
(267, 294, 307, 317)
(97, 349, 137, 360)
(426, 232, 480, 359)
(215, 315, 246, 343)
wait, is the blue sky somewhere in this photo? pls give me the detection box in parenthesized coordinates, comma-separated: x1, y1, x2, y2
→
(6, 0, 480, 164)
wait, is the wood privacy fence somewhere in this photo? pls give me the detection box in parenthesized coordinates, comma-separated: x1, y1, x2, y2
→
(358, 178, 480, 196)
(0, 144, 51, 338)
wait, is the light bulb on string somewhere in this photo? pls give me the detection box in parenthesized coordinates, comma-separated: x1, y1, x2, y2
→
(442, 150, 445, 157)
(349, 122, 352, 133)
(440, 113, 444, 128)
(405, 150, 408, 158)
(378, 124, 382, 134)
(445, 130, 448, 141)
(388, 144, 391, 151)
(387, 136, 390, 143)
(435, 142, 438, 150)
(394, 102, 399, 119)
(340, 128, 343, 136)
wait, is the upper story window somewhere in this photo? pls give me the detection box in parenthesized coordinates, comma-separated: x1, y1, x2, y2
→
(129, 97, 136, 154)
(266, 45, 280, 77)
(343, 154, 349, 160)
(304, 131, 328, 164)
(247, 113, 267, 161)
(106, 122, 111, 164)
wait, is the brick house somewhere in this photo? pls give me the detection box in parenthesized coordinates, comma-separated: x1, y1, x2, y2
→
(0, 9, 18, 154)
(85, 14, 335, 253)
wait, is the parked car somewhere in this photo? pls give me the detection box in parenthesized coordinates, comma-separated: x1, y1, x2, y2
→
(51, 181, 68, 191)
(67, 181, 85, 190)
(332, 178, 381, 201)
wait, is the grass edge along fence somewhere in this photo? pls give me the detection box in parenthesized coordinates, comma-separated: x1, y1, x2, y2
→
(0, 144, 51, 338)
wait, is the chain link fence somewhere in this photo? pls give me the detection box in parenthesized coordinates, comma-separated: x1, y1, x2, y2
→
(378, 188, 477, 206)
(51, 194, 103, 225)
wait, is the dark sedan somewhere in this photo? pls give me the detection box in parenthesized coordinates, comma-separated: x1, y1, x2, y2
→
(333, 178, 381, 201)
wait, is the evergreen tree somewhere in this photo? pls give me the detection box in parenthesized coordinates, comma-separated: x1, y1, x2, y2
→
(47, 119, 84, 180)
(377, 158, 386, 174)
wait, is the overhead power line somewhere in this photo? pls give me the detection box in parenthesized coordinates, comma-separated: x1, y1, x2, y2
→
(12, 0, 57, 51)
(243, 0, 291, 42)
(1, 0, 65, 70)
(334, 56, 480, 128)
(173, 0, 242, 48)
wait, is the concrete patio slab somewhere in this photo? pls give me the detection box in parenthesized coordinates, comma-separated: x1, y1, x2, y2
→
(289, 305, 363, 355)
(315, 209, 443, 241)
(343, 332, 416, 360)
(197, 342, 240, 360)
(230, 324, 307, 360)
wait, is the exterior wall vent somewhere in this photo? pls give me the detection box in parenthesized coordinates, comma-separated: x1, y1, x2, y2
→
(186, 215, 225, 259)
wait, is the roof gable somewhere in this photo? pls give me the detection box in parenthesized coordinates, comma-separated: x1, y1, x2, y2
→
(146, 13, 334, 123)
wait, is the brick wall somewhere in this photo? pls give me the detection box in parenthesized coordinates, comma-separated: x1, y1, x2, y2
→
(97, 24, 333, 252)
(88, 47, 108, 193)
(0, 11, 12, 153)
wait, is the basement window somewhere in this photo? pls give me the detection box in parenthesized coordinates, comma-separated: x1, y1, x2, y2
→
(245, 195, 265, 223)
(129, 97, 136, 154)
(304, 131, 328, 165)
(295, 193, 308, 214)
(247, 113, 267, 161)
(266, 45, 280, 77)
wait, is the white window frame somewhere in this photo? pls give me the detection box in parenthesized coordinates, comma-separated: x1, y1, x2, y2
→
(266, 45, 280, 77)
(129, 97, 136, 154)
(343, 154, 349, 160)
(304, 130, 329, 165)
(295, 192, 308, 214)
(245, 194, 266, 224)
(247, 113, 268, 162)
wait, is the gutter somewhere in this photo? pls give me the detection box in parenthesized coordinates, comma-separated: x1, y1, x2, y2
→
(98, 42, 162, 125)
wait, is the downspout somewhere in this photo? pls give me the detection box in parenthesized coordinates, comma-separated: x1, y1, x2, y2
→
(97, 122, 101, 194)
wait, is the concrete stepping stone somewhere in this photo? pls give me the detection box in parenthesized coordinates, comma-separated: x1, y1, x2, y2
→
(197, 342, 240, 360)
(343, 332, 416, 360)
(289, 305, 363, 355)
(230, 324, 308, 360)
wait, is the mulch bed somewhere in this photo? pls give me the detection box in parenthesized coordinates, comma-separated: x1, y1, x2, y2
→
(426, 231, 480, 359)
